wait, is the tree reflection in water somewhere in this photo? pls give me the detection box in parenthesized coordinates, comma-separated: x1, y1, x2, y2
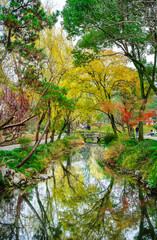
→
(0, 145, 156, 240)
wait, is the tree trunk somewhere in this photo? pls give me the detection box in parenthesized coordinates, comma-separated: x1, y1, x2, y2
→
(57, 120, 67, 140)
(50, 128, 55, 142)
(127, 123, 131, 136)
(45, 128, 49, 144)
(67, 122, 71, 136)
(67, 116, 71, 136)
(16, 105, 51, 168)
(139, 121, 144, 141)
(108, 113, 117, 136)
(121, 124, 125, 133)
(35, 112, 46, 143)
(138, 91, 151, 141)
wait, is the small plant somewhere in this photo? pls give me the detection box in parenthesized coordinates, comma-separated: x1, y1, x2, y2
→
(17, 136, 32, 150)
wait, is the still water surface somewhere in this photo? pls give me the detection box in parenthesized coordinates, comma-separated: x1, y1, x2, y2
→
(0, 145, 157, 240)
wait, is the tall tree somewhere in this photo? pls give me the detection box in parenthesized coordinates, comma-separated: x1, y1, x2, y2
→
(0, 0, 58, 135)
(0, 0, 59, 63)
(62, 0, 157, 140)
(68, 50, 141, 135)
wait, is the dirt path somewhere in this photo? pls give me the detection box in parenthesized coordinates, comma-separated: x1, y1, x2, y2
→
(144, 135, 157, 141)
(0, 137, 55, 151)
(0, 134, 156, 151)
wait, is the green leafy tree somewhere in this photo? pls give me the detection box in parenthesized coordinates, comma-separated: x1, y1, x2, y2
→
(0, 0, 59, 62)
(0, 1, 59, 144)
(62, 0, 156, 93)
(62, 0, 157, 140)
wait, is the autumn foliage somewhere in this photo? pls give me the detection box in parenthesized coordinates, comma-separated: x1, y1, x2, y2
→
(120, 105, 157, 127)
(0, 87, 30, 126)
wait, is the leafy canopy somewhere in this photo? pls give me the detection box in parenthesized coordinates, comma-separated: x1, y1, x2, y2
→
(0, 0, 59, 61)
(62, 0, 157, 94)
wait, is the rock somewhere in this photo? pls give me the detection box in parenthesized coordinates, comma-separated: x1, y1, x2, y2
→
(135, 170, 142, 181)
(13, 172, 27, 185)
(0, 165, 29, 187)
(0, 166, 7, 180)
(10, 169, 16, 175)
(33, 174, 52, 180)
(135, 170, 141, 176)
(0, 165, 15, 180)
(12, 188, 25, 196)
(1, 166, 7, 180)
(13, 175, 21, 185)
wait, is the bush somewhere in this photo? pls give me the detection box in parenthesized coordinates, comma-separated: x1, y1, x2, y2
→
(105, 142, 125, 164)
(100, 133, 117, 145)
(122, 153, 138, 169)
(17, 136, 32, 150)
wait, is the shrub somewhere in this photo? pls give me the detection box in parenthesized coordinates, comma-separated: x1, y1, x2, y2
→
(122, 153, 138, 169)
(17, 136, 32, 150)
(147, 161, 157, 188)
(104, 142, 125, 164)
(100, 133, 117, 145)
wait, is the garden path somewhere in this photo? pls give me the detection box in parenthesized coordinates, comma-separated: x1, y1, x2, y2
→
(0, 135, 156, 151)
(0, 138, 53, 151)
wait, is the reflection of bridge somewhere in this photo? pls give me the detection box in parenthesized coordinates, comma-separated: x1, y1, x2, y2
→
(81, 133, 105, 143)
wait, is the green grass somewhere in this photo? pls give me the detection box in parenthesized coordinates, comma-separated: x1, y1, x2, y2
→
(97, 130, 157, 189)
(0, 135, 80, 183)
(109, 138, 157, 188)
(143, 125, 156, 133)
(91, 125, 114, 133)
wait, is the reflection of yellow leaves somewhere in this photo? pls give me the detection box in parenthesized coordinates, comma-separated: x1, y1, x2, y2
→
(88, 148, 105, 180)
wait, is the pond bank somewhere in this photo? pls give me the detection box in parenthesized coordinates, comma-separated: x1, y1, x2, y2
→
(0, 135, 83, 188)
(98, 137, 157, 194)
(0, 144, 157, 240)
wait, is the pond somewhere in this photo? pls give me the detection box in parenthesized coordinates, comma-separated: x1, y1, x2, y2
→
(0, 145, 157, 240)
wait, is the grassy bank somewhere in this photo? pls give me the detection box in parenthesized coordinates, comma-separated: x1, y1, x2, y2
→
(99, 136, 157, 189)
(0, 134, 83, 185)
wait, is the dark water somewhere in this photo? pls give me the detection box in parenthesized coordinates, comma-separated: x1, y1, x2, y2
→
(0, 145, 157, 240)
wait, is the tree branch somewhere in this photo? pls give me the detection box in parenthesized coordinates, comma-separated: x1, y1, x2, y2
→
(1, 115, 36, 130)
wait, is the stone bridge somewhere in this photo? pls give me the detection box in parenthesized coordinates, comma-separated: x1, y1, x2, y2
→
(81, 132, 105, 143)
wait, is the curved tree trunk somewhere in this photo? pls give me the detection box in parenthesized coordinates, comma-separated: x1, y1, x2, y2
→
(16, 105, 51, 168)
(35, 112, 46, 143)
